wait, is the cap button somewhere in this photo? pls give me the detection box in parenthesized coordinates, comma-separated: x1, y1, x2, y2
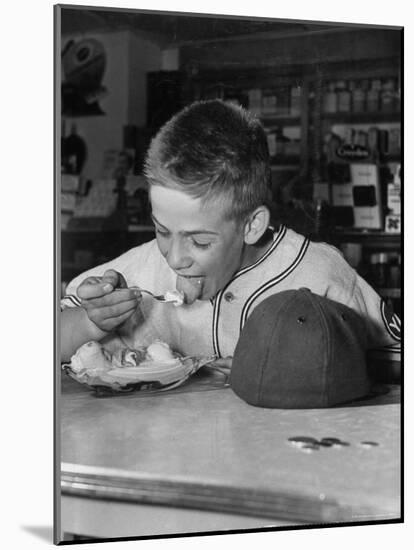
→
(224, 291, 235, 303)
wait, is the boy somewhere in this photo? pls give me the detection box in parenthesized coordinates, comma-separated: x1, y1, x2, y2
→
(61, 99, 400, 363)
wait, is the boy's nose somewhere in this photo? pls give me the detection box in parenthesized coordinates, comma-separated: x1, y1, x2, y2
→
(166, 239, 192, 270)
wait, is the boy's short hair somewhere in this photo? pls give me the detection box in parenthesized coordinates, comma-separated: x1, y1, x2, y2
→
(144, 99, 272, 223)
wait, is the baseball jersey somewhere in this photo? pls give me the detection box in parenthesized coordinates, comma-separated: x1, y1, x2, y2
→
(61, 225, 401, 358)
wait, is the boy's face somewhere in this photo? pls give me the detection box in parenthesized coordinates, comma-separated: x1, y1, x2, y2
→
(150, 185, 245, 302)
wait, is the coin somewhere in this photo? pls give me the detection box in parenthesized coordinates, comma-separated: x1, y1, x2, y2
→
(288, 436, 319, 447)
(321, 437, 350, 447)
(320, 437, 342, 444)
(317, 440, 334, 447)
(360, 441, 379, 448)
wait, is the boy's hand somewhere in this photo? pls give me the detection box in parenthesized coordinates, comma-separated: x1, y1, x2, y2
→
(77, 269, 141, 333)
(211, 357, 233, 369)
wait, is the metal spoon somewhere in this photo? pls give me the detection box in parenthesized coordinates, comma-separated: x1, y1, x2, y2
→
(114, 286, 176, 303)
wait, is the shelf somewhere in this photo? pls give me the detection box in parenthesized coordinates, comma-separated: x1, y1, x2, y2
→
(333, 230, 401, 240)
(62, 225, 155, 234)
(379, 288, 401, 299)
(331, 230, 401, 249)
(322, 112, 401, 125)
(270, 165, 300, 172)
(128, 225, 155, 233)
(62, 228, 125, 234)
(261, 115, 301, 126)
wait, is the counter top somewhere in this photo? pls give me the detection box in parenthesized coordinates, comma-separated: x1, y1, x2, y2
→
(58, 367, 401, 538)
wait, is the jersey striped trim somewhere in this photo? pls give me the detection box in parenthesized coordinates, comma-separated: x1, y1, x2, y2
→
(240, 235, 310, 332)
(380, 299, 401, 342)
(61, 294, 82, 309)
(231, 224, 287, 278)
(211, 225, 287, 358)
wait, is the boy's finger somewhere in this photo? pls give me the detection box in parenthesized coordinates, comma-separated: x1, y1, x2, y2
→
(77, 280, 114, 300)
(81, 290, 139, 308)
(106, 307, 138, 329)
(92, 300, 138, 321)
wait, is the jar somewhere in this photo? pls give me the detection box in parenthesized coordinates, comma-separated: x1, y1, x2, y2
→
(323, 82, 337, 113)
(290, 85, 301, 116)
(352, 80, 366, 113)
(336, 80, 351, 112)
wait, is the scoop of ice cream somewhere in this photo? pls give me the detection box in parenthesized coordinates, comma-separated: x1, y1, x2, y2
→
(176, 276, 204, 305)
(70, 341, 112, 375)
(164, 289, 185, 307)
(145, 340, 177, 363)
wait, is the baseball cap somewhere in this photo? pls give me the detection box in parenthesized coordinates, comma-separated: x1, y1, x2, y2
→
(230, 288, 372, 409)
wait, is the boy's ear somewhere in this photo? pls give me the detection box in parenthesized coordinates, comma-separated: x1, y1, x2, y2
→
(243, 206, 270, 245)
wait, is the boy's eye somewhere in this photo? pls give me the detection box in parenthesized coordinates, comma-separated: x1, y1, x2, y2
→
(191, 238, 212, 249)
(155, 228, 169, 237)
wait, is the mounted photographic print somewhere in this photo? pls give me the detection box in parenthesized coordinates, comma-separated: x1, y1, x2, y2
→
(55, 3, 403, 545)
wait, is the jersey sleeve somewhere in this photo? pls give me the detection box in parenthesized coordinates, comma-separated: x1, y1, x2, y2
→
(322, 245, 401, 349)
(60, 241, 156, 311)
(60, 258, 118, 311)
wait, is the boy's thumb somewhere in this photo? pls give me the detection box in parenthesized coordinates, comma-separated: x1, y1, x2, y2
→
(102, 269, 127, 289)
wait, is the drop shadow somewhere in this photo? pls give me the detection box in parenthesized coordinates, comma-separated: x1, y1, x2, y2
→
(21, 525, 53, 543)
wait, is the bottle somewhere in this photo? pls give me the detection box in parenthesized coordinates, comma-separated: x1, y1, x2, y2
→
(356, 130, 368, 148)
(380, 79, 396, 113)
(266, 130, 277, 158)
(336, 80, 351, 113)
(388, 254, 401, 288)
(368, 127, 379, 159)
(370, 253, 388, 289)
(290, 85, 301, 116)
(352, 80, 366, 113)
(344, 126, 356, 146)
(366, 80, 381, 113)
(313, 199, 331, 242)
(61, 123, 87, 174)
(323, 82, 337, 113)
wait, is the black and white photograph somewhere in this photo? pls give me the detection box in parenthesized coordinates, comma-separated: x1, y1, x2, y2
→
(53, 2, 403, 545)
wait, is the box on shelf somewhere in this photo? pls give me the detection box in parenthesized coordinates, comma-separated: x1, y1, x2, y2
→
(350, 163, 383, 230)
(61, 174, 81, 229)
(353, 206, 382, 230)
(73, 179, 118, 218)
(261, 91, 277, 116)
(332, 183, 353, 206)
(61, 174, 80, 193)
(350, 163, 379, 186)
(387, 183, 401, 215)
(61, 193, 77, 212)
(385, 214, 401, 233)
(384, 163, 401, 234)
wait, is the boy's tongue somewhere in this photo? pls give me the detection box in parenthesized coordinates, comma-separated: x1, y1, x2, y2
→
(176, 276, 204, 304)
